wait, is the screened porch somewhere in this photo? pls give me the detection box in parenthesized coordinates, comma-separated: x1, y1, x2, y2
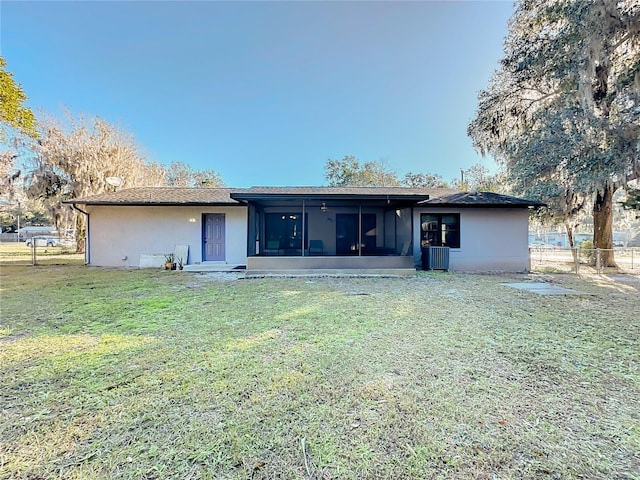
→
(228, 187, 430, 272)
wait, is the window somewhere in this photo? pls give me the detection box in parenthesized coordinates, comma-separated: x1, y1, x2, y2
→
(420, 214, 460, 248)
(265, 213, 308, 250)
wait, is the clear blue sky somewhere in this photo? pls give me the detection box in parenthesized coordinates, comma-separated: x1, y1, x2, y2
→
(1, 1, 514, 188)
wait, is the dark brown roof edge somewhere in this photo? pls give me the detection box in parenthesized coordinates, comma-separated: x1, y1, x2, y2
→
(418, 191, 546, 208)
(419, 203, 545, 208)
(62, 187, 546, 208)
(63, 201, 244, 206)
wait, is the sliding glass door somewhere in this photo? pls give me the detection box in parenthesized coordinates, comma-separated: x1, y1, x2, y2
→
(336, 214, 376, 255)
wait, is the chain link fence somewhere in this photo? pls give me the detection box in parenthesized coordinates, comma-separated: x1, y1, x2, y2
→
(530, 246, 639, 275)
(0, 240, 84, 266)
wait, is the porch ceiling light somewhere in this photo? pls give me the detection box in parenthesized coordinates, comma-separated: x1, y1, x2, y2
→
(320, 202, 328, 213)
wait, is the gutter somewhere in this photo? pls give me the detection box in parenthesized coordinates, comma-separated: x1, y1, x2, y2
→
(229, 193, 431, 202)
(72, 204, 90, 265)
(71, 201, 243, 207)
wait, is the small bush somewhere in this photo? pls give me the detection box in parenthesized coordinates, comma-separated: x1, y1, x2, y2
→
(580, 240, 594, 261)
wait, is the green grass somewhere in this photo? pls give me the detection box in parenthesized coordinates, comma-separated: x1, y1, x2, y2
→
(0, 266, 638, 479)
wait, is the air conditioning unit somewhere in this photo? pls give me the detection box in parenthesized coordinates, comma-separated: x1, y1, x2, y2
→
(421, 246, 450, 271)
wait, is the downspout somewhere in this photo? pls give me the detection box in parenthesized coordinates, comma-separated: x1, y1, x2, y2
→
(72, 204, 90, 265)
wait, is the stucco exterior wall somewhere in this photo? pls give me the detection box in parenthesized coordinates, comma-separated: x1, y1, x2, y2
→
(413, 207, 531, 272)
(85, 205, 248, 267)
(83, 203, 530, 271)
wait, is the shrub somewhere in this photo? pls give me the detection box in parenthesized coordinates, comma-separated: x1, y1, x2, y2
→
(580, 240, 594, 262)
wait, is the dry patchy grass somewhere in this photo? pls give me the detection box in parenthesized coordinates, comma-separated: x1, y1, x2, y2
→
(0, 266, 638, 479)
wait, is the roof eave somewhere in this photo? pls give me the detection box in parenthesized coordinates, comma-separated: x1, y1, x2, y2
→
(230, 193, 430, 202)
(419, 202, 546, 208)
(63, 200, 242, 206)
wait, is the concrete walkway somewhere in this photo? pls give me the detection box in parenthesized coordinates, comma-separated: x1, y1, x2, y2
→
(182, 263, 245, 272)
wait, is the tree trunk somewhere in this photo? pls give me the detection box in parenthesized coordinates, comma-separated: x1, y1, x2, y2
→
(564, 219, 578, 264)
(75, 212, 86, 254)
(592, 184, 616, 267)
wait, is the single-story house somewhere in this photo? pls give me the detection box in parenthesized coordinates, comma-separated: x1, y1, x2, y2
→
(65, 186, 544, 273)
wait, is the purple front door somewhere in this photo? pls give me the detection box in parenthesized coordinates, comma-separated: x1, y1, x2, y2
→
(204, 214, 225, 261)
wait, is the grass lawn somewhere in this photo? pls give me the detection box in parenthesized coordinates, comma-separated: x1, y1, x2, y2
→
(0, 266, 638, 479)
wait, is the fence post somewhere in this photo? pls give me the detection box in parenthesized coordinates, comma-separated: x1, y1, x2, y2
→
(574, 247, 579, 275)
(595, 248, 601, 274)
(31, 240, 36, 266)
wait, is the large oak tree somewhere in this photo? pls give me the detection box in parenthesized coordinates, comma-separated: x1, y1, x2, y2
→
(468, 0, 640, 266)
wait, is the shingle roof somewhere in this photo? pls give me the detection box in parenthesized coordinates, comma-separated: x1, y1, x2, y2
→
(65, 186, 450, 205)
(65, 187, 241, 205)
(419, 191, 546, 208)
(229, 186, 460, 202)
(232, 186, 449, 196)
(65, 186, 545, 208)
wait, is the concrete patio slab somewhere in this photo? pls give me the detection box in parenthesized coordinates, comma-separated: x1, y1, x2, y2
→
(244, 268, 416, 278)
(502, 282, 582, 295)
